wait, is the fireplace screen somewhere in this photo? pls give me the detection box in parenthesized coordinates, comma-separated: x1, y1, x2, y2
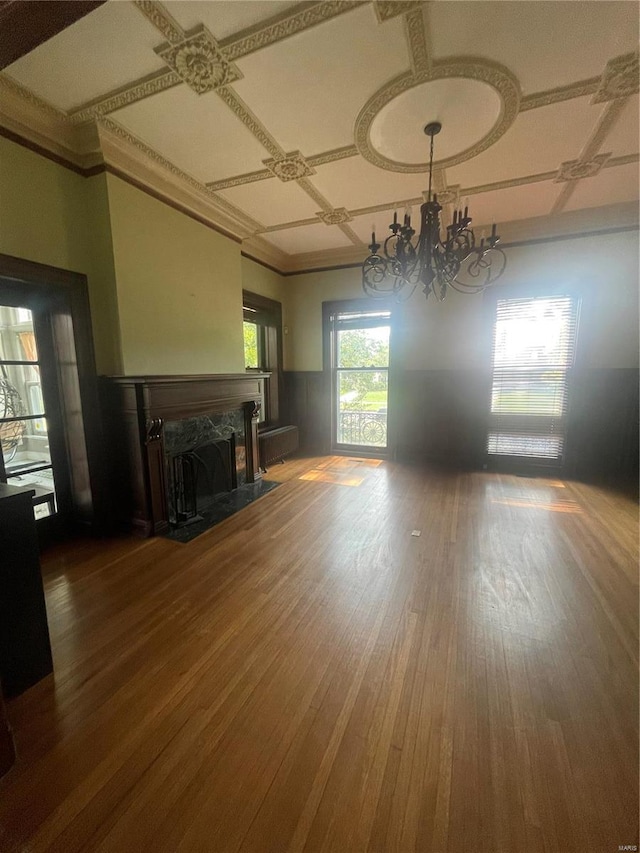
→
(164, 411, 246, 527)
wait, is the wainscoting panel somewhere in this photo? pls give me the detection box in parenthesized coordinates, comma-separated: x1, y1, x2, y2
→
(283, 368, 638, 487)
(282, 372, 330, 454)
(567, 367, 639, 487)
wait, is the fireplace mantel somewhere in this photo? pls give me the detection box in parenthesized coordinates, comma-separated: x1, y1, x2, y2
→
(102, 374, 269, 536)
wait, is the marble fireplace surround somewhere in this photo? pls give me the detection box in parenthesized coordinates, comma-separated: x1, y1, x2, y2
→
(104, 374, 268, 536)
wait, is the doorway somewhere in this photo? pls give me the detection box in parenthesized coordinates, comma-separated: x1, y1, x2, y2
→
(0, 254, 105, 539)
(0, 304, 66, 526)
(325, 302, 392, 455)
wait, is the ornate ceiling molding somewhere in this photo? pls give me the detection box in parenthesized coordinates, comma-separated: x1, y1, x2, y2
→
(296, 176, 334, 213)
(156, 26, 242, 95)
(91, 119, 263, 239)
(0, 72, 69, 122)
(207, 169, 273, 191)
(263, 151, 316, 182)
(307, 145, 359, 167)
(354, 58, 521, 173)
(206, 146, 359, 192)
(316, 208, 353, 225)
(404, 6, 430, 74)
(520, 78, 600, 111)
(555, 154, 612, 183)
(0, 73, 99, 168)
(134, 0, 183, 44)
(69, 69, 181, 123)
(215, 86, 284, 159)
(257, 217, 319, 234)
(581, 97, 629, 161)
(374, 1, 422, 23)
(221, 1, 365, 62)
(592, 52, 639, 103)
(338, 222, 362, 244)
(431, 186, 459, 205)
(551, 96, 630, 214)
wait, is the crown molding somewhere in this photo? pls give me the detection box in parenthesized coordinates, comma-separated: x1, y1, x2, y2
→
(272, 201, 639, 276)
(95, 120, 260, 240)
(0, 74, 100, 169)
(0, 71, 265, 241)
(240, 235, 291, 272)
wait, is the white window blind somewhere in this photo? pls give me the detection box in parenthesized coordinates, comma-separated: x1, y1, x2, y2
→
(487, 295, 579, 460)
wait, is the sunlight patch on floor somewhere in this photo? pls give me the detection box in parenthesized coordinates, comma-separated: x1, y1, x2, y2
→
(490, 498, 583, 513)
(298, 456, 382, 487)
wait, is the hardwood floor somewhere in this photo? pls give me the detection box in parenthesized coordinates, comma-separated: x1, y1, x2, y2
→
(0, 456, 637, 852)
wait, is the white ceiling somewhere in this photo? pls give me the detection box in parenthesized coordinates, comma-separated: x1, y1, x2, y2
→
(3, 0, 639, 268)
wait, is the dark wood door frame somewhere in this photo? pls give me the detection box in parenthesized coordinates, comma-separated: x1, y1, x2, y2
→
(322, 297, 396, 459)
(0, 253, 107, 534)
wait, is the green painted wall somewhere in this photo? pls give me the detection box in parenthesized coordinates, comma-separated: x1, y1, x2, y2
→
(285, 230, 639, 371)
(0, 136, 122, 374)
(105, 174, 245, 376)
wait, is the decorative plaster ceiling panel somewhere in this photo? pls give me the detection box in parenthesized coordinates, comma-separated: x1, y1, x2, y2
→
(453, 182, 564, 229)
(349, 209, 410, 247)
(218, 178, 322, 227)
(260, 223, 353, 255)
(232, 5, 410, 154)
(429, 1, 640, 95)
(603, 95, 640, 157)
(446, 98, 600, 189)
(112, 85, 270, 183)
(4, 3, 166, 112)
(312, 156, 429, 211)
(164, 1, 299, 41)
(564, 162, 640, 212)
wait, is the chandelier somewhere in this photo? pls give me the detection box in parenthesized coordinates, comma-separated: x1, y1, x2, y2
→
(362, 121, 506, 301)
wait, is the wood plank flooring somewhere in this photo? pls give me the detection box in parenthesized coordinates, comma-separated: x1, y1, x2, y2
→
(0, 456, 637, 852)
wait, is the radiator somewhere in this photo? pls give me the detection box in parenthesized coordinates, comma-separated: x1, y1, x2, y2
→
(259, 425, 299, 469)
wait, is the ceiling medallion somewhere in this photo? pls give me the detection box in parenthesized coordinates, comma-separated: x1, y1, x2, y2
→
(263, 152, 316, 182)
(555, 154, 611, 182)
(592, 52, 639, 103)
(355, 59, 520, 173)
(317, 208, 353, 225)
(157, 27, 242, 94)
(362, 122, 506, 303)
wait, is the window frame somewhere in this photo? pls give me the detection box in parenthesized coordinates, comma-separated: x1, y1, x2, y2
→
(484, 290, 581, 471)
(242, 290, 283, 429)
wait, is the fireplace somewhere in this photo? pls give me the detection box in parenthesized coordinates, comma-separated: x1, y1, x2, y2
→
(165, 412, 244, 526)
(102, 374, 268, 536)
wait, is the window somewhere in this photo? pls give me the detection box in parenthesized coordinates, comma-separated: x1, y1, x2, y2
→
(487, 295, 579, 463)
(242, 292, 282, 427)
(0, 305, 57, 518)
(326, 303, 391, 453)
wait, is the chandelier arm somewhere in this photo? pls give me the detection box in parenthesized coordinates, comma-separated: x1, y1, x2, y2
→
(361, 120, 507, 304)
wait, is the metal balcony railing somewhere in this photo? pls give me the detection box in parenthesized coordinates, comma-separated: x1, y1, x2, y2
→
(338, 410, 387, 447)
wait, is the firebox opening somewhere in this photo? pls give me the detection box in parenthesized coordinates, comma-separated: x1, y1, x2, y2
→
(169, 435, 237, 527)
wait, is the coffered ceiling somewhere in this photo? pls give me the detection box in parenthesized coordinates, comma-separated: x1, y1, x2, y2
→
(1, 1, 638, 272)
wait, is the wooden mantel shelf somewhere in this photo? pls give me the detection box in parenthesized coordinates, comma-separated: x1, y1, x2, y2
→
(102, 374, 268, 536)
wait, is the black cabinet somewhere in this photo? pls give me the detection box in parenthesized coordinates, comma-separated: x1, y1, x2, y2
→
(0, 484, 53, 697)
